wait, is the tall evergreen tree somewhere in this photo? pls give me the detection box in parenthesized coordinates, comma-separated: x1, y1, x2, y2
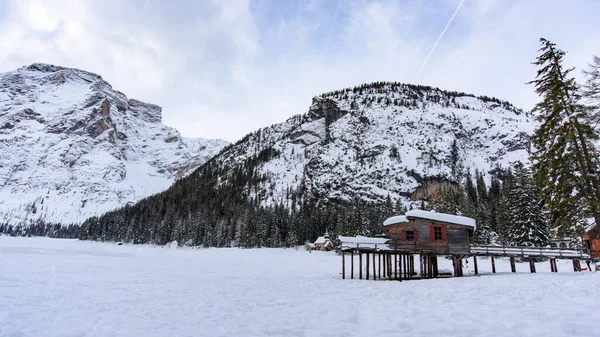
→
(499, 162, 550, 246)
(582, 55, 600, 107)
(529, 38, 600, 238)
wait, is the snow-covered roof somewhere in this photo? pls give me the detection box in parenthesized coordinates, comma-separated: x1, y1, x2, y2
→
(314, 236, 329, 244)
(383, 215, 409, 227)
(585, 218, 597, 232)
(405, 210, 476, 230)
(338, 235, 389, 245)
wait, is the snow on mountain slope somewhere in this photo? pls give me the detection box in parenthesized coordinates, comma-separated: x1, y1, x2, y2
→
(0, 64, 227, 226)
(212, 83, 534, 207)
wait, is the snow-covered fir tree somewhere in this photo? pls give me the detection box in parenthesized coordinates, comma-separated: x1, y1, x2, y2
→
(499, 162, 550, 247)
(529, 38, 600, 238)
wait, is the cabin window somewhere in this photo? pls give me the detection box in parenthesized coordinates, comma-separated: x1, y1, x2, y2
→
(434, 226, 443, 241)
(405, 230, 415, 241)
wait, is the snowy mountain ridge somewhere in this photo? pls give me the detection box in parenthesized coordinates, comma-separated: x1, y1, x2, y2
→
(0, 63, 228, 227)
(211, 82, 534, 209)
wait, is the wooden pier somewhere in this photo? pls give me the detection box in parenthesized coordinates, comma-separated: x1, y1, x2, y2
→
(340, 242, 598, 280)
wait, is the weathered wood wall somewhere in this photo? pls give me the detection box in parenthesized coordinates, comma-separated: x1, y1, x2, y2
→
(387, 218, 472, 254)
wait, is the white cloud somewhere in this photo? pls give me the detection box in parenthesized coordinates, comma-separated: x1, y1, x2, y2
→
(0, 0, 598, 141)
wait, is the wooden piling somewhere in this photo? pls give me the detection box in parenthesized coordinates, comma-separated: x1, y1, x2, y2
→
(366, 252, 370, 280)
(390, 253, 393, 280)
(551, 258, 558, 273)
(453, 256, 463, 277)
(473, 256, 478, 275)
(394, 254, 398, 280)
(491, 256, 496, 273)
(378, 253, 382, 279)
(342, 251, 345, 279)
(359, 252, 363, 280)
(510, 257, 516, 273)
(573, 259, 581, 272)
(529, 259, 536, 273)
(373, 252, 377, 280)
(351, 251, 354, 279)
(433, 255, 439, 277)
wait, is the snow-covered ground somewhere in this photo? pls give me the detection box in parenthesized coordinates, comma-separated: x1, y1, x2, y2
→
(1, 237, 598, 337)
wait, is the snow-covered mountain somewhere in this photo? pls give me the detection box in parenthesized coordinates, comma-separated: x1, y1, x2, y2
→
(79, 82, 536, 246)
(216, 82, 534, 207)
(0, 64, 228, 227)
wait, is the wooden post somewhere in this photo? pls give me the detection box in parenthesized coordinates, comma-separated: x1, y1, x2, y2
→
(390, 253, 394, 280)
(351, 251, 354, 279)
(550, 258, 555, 272)
(359, 252, 363, 280)
(434, 255, 439, 277)
(473, 256, 478, 275)
(394, 254, 398, 280)
(366, 252, 370, 280)
(373, 252, 377, 280)
(378, 253, 382, 279)
(453, 256, 463, 277)
(510, 257, 516, 273)
(491, 256, 496, 273)
(573, 259, 581, 272)
(382, 253, 386, 278)
(529, 259, 536, 273)
(342, 251, 345, 279)
(400, 255, 404, 279)
(399, 254, 403, 281)
(411, 255, 415, 278)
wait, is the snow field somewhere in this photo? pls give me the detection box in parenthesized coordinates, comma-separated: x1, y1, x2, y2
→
(1, 236, 598, 337)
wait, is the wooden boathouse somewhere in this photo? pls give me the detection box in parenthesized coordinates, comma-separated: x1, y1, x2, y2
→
(340, 210, 597, 280)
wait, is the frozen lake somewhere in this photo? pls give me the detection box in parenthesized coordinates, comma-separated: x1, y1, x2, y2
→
(1, 236, 598, 337)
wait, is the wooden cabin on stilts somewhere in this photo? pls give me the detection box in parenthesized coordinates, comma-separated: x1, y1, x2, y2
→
(340, 210, 476, 280)
(339, 210, 598, 281)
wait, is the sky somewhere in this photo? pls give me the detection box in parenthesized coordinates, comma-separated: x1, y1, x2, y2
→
(0, 0, 599, 142)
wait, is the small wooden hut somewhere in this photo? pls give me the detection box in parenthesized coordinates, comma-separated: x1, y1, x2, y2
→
(313, 235, 333, 251)
(384, 210, 476, 255)
(582, 223, 600, 259)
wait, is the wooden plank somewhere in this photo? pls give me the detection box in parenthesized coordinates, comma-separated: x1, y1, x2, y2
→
(491, 256, 496, 273)
(510, 257, 516, 273)
(473, 256, 478, 275)
(529, 259, 536, 273)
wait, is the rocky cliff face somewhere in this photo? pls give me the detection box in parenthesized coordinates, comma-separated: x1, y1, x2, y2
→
(211, 83, 533, 208)
(0, 64, 227, 227)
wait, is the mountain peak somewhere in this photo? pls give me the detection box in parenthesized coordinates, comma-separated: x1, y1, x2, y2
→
(0, 64, 228, 228)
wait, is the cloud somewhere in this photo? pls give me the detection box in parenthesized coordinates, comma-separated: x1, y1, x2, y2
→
(0, 0, 599, 141)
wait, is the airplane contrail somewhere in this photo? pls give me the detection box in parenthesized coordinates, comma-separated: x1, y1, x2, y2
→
(413, 0, 465, 82)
